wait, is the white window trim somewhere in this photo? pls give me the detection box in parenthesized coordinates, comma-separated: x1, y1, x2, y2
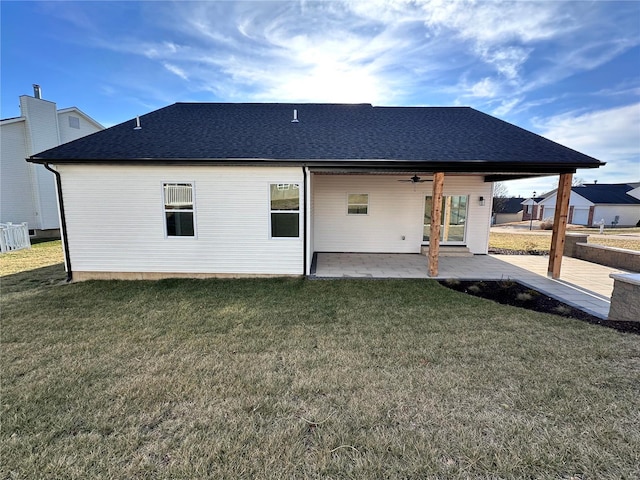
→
(162, 181, 197, 239)
(268, 182, 301, 239)
(347, 193, 369, 216)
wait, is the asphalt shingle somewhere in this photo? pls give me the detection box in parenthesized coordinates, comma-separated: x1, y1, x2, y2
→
(572, 184, 640, 205)
(29, 103, 603, 172)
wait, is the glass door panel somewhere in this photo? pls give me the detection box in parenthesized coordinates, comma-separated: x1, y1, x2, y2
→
(423, 195, 468, 243)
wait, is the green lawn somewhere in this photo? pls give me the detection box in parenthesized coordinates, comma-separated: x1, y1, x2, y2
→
(0, 239, 64, 276)
(2, 263, 639, 478)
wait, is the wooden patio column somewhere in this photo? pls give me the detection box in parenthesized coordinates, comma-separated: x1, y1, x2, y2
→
(428, 172, 445, 277)
(548, 173, 573, 279)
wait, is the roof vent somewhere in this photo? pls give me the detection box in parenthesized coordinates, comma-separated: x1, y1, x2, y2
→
(33, 84, 42, 99)
(291, 109, 299, 123)
(133, 115, 142, 130)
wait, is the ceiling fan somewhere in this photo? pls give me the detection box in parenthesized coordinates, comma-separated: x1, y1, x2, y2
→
(398, 175, 432, 184)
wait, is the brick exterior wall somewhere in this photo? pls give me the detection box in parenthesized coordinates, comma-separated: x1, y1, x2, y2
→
(522, 205, 539, 221)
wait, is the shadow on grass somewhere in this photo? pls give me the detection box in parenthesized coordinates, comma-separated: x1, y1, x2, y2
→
(1, 263, 67, 294)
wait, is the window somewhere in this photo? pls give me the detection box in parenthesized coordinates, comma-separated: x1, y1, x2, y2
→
(68, 116, 80, 129)
(347, 193, 369, 215)
(423, 195, 468, 243)
(270, 183, 299, 237)
(163, 183, 194, 237)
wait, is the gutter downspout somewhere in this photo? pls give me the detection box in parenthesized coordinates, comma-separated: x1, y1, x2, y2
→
(43, 163, 72, 282)
(302, 166, 308, 276)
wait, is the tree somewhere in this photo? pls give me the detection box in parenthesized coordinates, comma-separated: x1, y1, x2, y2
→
(572, 177, 585, 187)
(492, 182, 510, 213)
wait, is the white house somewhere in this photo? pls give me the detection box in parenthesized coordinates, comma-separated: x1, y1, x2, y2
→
(27, 103, 603, 280)
(0, 85, 103, 237)
(538, 183, 640, 227)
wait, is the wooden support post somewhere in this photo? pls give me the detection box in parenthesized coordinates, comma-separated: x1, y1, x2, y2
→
(548, 173, 573, 279)
(428, 172, 444, 277)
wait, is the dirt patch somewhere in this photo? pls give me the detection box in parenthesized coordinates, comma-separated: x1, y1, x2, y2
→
(439, 280, 639, 335)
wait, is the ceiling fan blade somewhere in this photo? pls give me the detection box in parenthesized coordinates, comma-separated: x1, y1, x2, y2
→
(398, 175, 433, 183)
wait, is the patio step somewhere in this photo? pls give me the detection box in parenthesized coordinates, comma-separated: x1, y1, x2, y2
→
(420, 246, 473, 257)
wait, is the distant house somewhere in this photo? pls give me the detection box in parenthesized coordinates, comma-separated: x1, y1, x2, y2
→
(521, 196, 546, 222)
(492, 197, 525, 224)
(538, 183, 640, 226)
(27, 103, 603, 280)
(0, 85, 103, 237)
(492, 196, 545, 224)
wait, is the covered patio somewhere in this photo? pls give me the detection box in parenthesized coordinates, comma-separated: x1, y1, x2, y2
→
(311, 253, 629, 319)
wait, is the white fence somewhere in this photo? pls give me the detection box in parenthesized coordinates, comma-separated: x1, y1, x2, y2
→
(0, 222, 31, 253)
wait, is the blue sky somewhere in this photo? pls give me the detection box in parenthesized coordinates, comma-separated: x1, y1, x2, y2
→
(2, 0, 639, 196)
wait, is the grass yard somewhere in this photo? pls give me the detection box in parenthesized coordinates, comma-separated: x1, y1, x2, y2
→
(2, 263, 639, 478)
(489, 232, 640, 252)
(0, 239, 64, 276)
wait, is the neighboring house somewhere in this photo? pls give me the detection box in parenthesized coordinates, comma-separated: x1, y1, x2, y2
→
(520, 196, 546, 222)
(0, 85, 103, 237)
(538, 183, 640, 226)
(27, 103, 603, 280)
(492, 197, 525, 224)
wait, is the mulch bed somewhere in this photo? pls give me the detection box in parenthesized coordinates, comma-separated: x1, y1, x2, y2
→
(439, 280, 639, 335)
(488, 248, 548, 255)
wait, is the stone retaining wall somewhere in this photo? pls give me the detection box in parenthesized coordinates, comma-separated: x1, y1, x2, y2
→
(575, 243, 640, 273)
(608, 274, 640, 322)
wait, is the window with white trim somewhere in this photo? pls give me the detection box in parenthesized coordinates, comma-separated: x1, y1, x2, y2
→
(347, 193, 369, 215)
(270, 183, 299, 237)
(163, 183, 194, 236)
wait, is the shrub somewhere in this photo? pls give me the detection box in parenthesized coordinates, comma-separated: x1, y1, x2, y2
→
(554, 305, 572, 315)
(540, 218, 554, 230)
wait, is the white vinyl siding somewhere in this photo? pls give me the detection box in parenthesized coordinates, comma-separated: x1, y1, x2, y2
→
(0, 120, 37, 227)
(58, 165, 304, 275)
(1, 98, 102, 232)
(57, 111, 103, 144)
(593, 205, 640, 227)
(19, 96, 61, 230)
(313, 174, 492, 254)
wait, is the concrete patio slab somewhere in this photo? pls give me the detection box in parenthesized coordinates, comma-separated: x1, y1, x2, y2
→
(312, 253, 632, 319)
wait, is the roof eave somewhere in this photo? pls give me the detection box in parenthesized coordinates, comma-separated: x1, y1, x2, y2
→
(27, 156, 605, 174)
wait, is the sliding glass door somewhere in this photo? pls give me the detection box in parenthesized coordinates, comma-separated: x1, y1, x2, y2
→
(423, 195, 468, 243)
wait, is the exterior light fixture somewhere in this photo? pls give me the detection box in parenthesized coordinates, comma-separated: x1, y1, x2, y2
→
(479, 196, 485, 206)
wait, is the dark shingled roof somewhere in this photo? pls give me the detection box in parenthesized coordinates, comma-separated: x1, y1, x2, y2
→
(494, 197, 526, 214)
(572, 184, 640, 205)
(29, 103, 603, 173)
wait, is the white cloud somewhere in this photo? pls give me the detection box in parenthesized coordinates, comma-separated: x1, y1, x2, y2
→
(492, 97, 522, 117)
(467, 77, 500, 98)
(503, 103, 640, 197)
(534, 103, 640, 164)
(55, 0, 638, 120)
(163, 63, 189, 81)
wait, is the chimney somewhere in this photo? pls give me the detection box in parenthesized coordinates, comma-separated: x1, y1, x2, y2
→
(33, 84, 42, 99)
